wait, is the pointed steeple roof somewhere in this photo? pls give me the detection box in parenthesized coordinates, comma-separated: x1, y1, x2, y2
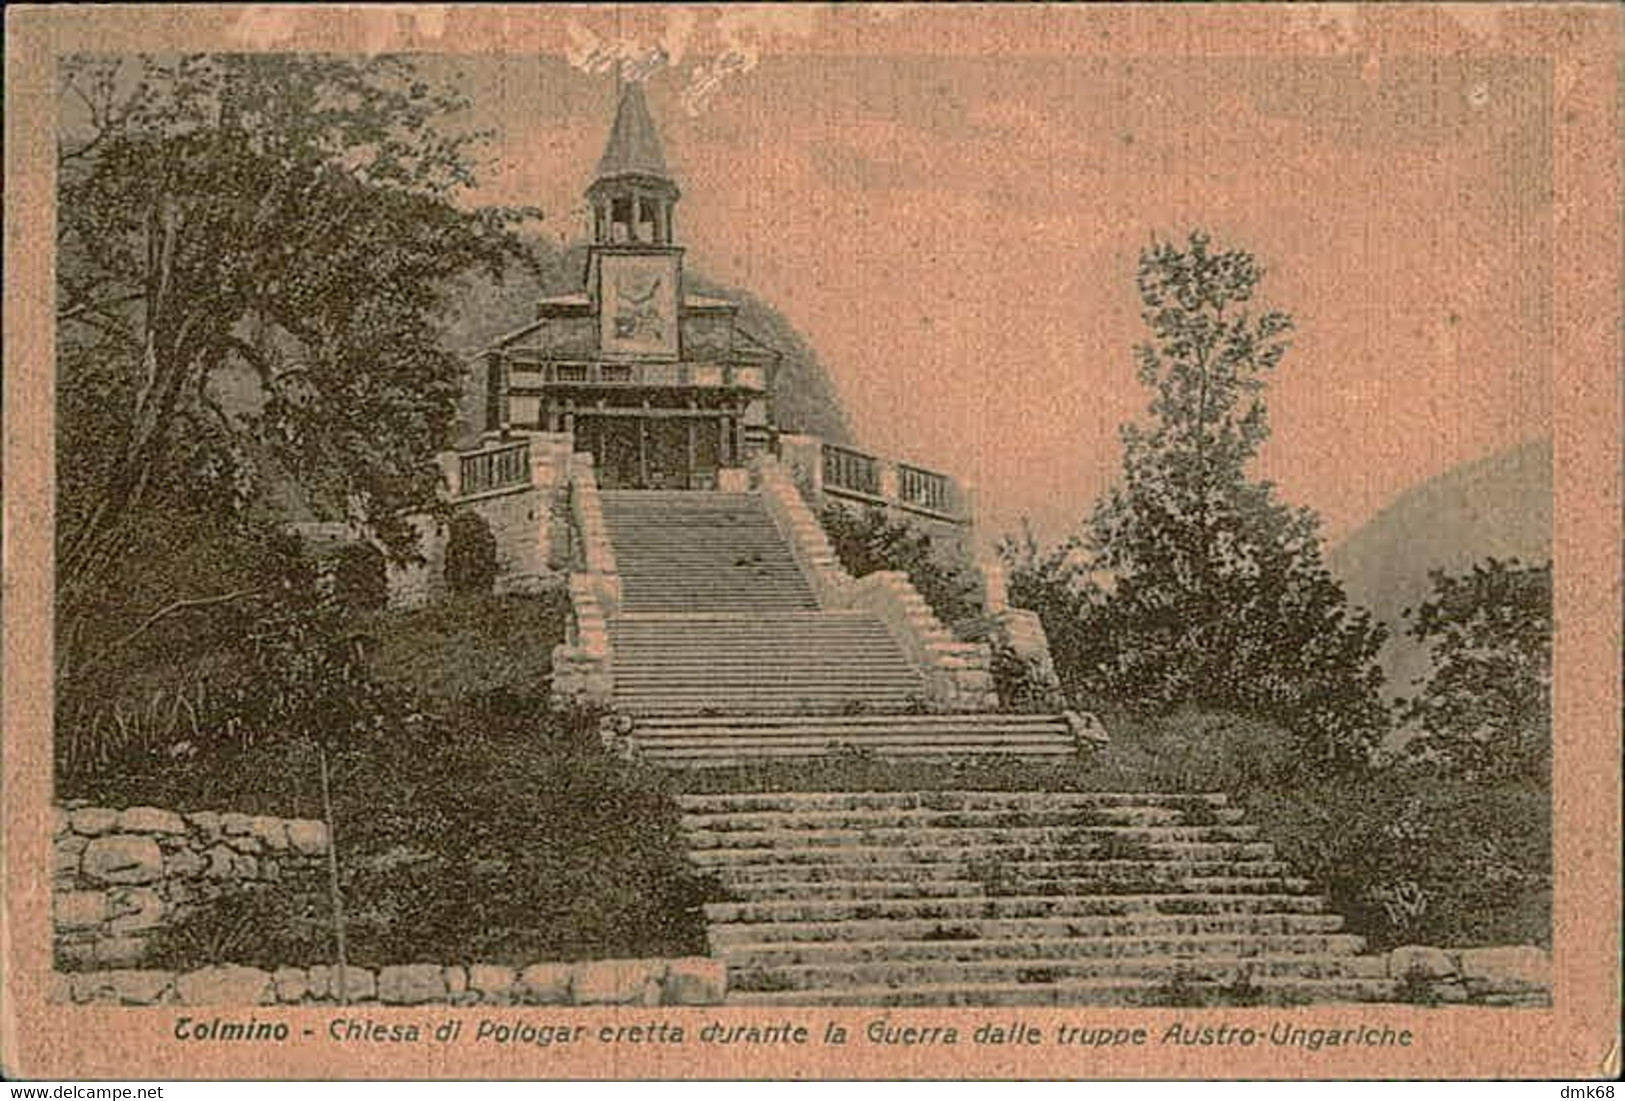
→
(594, 82, 672, 184)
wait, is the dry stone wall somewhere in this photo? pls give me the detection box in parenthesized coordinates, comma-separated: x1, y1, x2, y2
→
(53, 958, 726, 1007)
(1384, 943, 1551, 1006)
(54, 804, 329, 971)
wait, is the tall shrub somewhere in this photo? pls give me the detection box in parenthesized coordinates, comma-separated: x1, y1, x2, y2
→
(445, 511, 498, 595)
(819, 503, 978, 626)
(1026, 231, 1390, 766)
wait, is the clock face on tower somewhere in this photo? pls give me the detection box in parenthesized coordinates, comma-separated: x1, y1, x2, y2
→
(599, 252, 680, 358)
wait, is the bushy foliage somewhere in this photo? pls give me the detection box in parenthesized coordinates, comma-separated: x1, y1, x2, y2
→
(328, 542, 389, 614)
(227, 536, 391, 751)
(1005, 232, 1389, 766)
(997, 522, 1100, 700)
(66, 585, 714, 969)
(1247, 764, 1551, 950)
(444, 511, 499, 595)
(55, 53, 529, 677)
(131, 709, 716, 969)
(819, 502, 979, 625)
(55, 529, 395, 781)
(1400, 558, 1552, 780)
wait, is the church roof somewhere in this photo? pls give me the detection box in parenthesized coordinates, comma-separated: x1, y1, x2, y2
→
(594, 82, 671, 183)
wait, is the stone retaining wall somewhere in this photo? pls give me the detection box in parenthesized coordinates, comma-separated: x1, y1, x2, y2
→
(54, 805, 329, 971)
(53, 958, 726, 1007)
(1383, 943, 1551, 1006)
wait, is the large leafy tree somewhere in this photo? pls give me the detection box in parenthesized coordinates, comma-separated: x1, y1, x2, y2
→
(1400, 558, 1552, 778)
(56, 54, 529, 679)
(1030, 231, 1389, 764)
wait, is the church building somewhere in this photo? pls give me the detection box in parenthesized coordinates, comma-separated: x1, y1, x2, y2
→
(479, 82, 779, 491)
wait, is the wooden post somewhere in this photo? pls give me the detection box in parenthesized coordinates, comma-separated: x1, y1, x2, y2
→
(318, 745, 349, 1004)
(638, 405, 650, 488)
(686, 400, 698, 490)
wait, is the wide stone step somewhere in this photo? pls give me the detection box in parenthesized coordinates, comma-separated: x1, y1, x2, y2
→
(646, 743, 1075, 760)
(622, 703, 930, 718)
(618, 687, 924, 701)
(680, 806, 1246, 831)
(615, 634, 901, 644)
(720, 933, 1366, 967)
(624, 703, 928, 718)
(617, 663, 918, 676)
(617, 657, 919, 671)
(704, 894, 1327, 925)
(707, 912, 1350, 947)
(613, 630, 898, 641)
(690, 841, 1279, 866)
(615, 650, 905, 661)
(726, 976, 1398, 1007)
(644, 737, 1068, 753)
(687, 824, 1262, 851)
(618, 604, 821, 612)
(619, 673, 923, 689)
(675, 791, 1231, 812)
(723, 875, 1314, 902)
(713, 859, 1292, 886)
(615, 553, 800, 563)
(729, 953, 1370, 993)
(648, 747, 1077, 765)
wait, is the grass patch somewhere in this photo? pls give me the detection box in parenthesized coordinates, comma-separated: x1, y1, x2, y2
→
(64, 588, 722, 971)
(130, 714, 722, 970)
(363, 588, 569, 705)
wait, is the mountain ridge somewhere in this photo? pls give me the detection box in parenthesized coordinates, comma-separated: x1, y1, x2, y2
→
(1328, 435, 1552, 702)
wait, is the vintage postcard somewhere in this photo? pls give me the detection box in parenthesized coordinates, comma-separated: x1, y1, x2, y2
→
(2, 3, 1619, 1082)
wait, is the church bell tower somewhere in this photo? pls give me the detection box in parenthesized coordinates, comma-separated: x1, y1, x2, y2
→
(586, 82, 684, 361)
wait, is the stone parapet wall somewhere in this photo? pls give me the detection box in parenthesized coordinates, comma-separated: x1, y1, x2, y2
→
(756, 453, 998, 712)
(550, 456, 617, 706)
(53, 957, 726, 1007)
(838, 571, 998, 712)
(54, 805, 329, 971)
(551, 573, 614, 706)
(753, 454, 852, 605)
(957, 607, 1064, 710)
(567, 456, 620, 611)
(1382, 943, 1551, 1006)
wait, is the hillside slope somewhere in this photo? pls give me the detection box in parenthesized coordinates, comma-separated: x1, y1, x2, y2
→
(1328, 436, 1552, 703)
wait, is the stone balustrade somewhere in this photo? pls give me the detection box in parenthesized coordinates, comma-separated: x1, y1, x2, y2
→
(53, 957, 726, 1007)
(53, 805, 329, 971)
(780, 435, 972, 525)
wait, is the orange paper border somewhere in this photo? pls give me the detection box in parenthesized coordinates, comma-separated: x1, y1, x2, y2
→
(4, 3, 1619, 1081)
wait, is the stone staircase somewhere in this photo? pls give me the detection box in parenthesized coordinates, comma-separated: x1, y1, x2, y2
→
(604, 491, 927, 716)
(610, 610, 928, 716)
(679, 790, 1396, 1006)
(602, 491, 819, 613)
(599, 490, 1074, 761)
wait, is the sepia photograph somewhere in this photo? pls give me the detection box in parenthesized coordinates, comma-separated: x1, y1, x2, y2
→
(3, 2, 1619, 1083)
